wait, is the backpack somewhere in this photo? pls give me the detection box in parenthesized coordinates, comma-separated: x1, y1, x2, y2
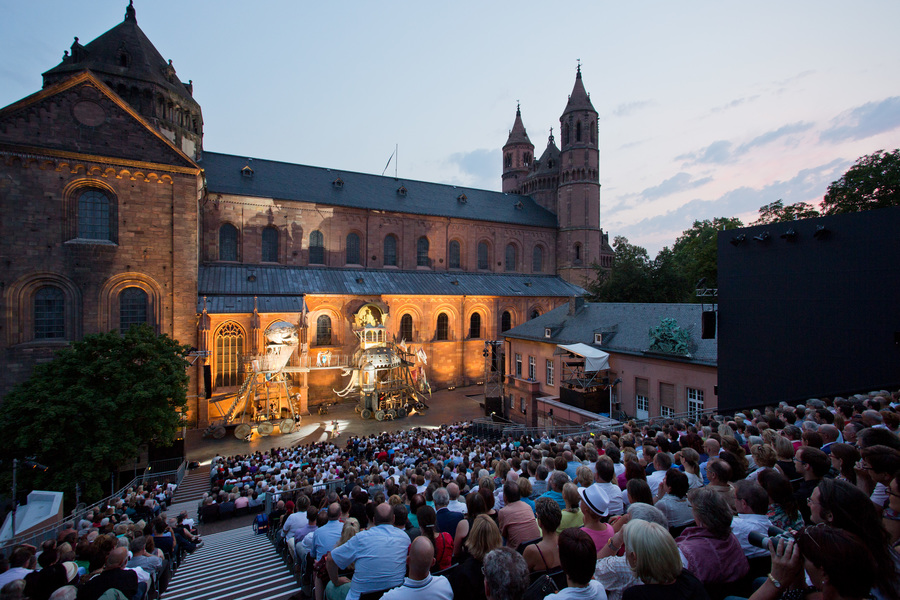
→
(253, 513, 268, 534)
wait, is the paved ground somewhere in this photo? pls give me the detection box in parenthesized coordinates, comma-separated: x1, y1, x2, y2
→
(184, 385, 488, 465)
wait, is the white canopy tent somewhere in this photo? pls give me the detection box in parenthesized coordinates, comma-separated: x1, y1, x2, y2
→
(556, 343, 610, 372)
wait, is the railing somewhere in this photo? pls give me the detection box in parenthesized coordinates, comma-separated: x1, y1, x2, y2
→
(0, 458, 187, 555)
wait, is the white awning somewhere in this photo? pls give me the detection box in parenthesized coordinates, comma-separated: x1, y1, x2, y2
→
(557, 343, 610, 372)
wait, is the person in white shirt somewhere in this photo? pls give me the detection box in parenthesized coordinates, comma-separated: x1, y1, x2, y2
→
(730, 480, 773, 559)
(645, 453, 672, 495)
(446, 482, 467, 514)
(594, 456, 624, 516)
(381, 536, 453, 600)
(553, 528, 608, 599)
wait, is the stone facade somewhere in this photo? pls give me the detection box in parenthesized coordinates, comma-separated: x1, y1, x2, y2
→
(0, 5, 613, 427)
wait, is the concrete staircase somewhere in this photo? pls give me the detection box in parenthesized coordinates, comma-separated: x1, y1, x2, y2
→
(165, 469, 210, 521)
(161, 526, 298, 600)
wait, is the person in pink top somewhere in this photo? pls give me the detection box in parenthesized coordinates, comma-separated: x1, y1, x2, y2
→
(498, 481, 540, 550)
(234, 491, 250, 510)
(578, 484, 615, 552)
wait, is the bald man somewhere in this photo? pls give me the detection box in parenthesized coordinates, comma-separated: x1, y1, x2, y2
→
(381, 537, 453, 599)
(328, 502, 411, 600)
(78, 547, 140, 600)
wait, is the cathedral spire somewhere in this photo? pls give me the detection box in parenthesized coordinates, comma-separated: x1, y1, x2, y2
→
(563, 62, 595, 115)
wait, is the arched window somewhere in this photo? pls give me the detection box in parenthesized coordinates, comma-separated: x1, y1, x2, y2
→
(505, 153, 512, 168)
(384, 235, 398, 267)
(400, 314, 413, 341)
(309, 230, 325, 264)
(590, 121, 596, 144)
(449, 240, 461, 269)
(219, 223, 238, 261)
(469, 313, 481, 339)
(563, 124, 569, 146)
(34, 286, 65, 340)
(417, 236, 430, 267)
(532, 246, 544, 273)
(576, 121, 582, 142)
(501, 311, 512, 332)
(215, 322, 244, 388)
(346, 232, 361, 265)
(262, 227, 279, 262)
(78, 189, 113, 241)
(574, 243, 582, 264)
(316, 315, 332, 346)
(477, 242, 489, 270)
(505, 244, 517, 272)
(119, 287, 148, 332)
(436, 313, 449, 341)
(530, 308, 541, 320)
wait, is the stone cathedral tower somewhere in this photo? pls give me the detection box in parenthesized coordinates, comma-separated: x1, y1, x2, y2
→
(502, 66, 612, 287)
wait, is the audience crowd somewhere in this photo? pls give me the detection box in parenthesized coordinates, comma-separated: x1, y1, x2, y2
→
(2, 390, 899, 600)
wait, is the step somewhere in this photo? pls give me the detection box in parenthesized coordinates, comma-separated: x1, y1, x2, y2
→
(162, 526, 297, 600)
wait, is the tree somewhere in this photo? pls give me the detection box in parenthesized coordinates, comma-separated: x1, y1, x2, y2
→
(587, 236, 656, 302)
(752, 199, 820, 225)
(0, 325, 190, 502)
(671, 217, 743, 295)
(821, 149, 900, 215)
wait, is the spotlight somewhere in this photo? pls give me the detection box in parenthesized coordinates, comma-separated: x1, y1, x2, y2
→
(813, 225, 830, 240)
(729, 234, 746, 246)
(752, 232, 770, 242)
(780, 228, 797, 241)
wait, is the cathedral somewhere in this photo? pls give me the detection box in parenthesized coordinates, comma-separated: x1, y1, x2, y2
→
(0, 4, 613, 426)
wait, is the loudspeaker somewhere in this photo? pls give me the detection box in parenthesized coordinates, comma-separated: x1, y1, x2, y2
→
(203, 365, 212, 399)
(701, 310, 717, 339)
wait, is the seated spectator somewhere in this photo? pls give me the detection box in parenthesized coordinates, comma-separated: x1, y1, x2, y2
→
(539, 471, 568, 510)
(829, 443, 859, 484)
(516, 477, 536, 511)
(323, 518, 361, 600)
(534, 528, 600, 599)
(757, 468, 804, 531)
(498, 481, 540, 551)
(523, 497, 562, 573)
(621, 519, 706, 600)
(78, 547, 139, 600)
(413, 506, 452, 573)
(446, 482, 467, 514)
(0, 547, 36, 589)
(594, 456, 625, 516)
(625, 479, 653, 509)
(676, 487, 748, 584)
(860, 445, 900, 512)
(750, 526, 874, 600)
(747, 444, 776, 480)
(652, 469, 695, 530)
(677, 448, 704, 490)
(559, 482, 585, 532)
(327, 502, 410, 600)
(482, 547, 529, 600)
(448, 515, 502, 600)
(23, 545, 69, 600)
(730, 480, 772, 559)
(706, 458, 737, 513)
(810, 478, 899, 598)
(882, 470, 900, 546)
(578, 484, 614, 553)
(433, 487, 464, 543)
(125, 537, 163, 577)
(792, 446, 829, 522)
(381, 536, 453, 600)
(773, 436, 798, 481)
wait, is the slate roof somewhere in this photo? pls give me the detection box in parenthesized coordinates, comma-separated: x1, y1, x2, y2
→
(42, 4, 199, 111)
(503, 302, 717, 366)
(199, 152, 558, 228)
(197, 264, 585, 313)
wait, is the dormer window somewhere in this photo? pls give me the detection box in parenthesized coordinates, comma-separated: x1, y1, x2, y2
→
(397, 186, 407, 197)
(332, 178, 344, 189)
(457, 194, 467, 204)
(544, 327, 552, 339)
(241, 165, 254, 178)
(594, 332, 603, 345)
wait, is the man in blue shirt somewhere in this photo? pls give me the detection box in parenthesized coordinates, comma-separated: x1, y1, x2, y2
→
(302, 503, 343, 561)
(538, 471, 568, 510)
(328, 502, 410, 600)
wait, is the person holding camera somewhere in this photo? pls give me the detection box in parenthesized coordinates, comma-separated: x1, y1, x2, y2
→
(749, 525, 874, 600)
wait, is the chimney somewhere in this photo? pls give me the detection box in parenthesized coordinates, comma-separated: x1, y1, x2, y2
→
(568, 296, 585, 315)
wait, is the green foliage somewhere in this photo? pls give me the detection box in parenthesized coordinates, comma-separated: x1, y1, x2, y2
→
(752, 199, 820, 225)
(670, 217, 743, 294)
(587, 237, 690, 303)
(0, 325, 189, 502)
(821, 149, 900, 215)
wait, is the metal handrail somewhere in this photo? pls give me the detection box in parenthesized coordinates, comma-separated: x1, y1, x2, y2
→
(1, 459, 187, 554)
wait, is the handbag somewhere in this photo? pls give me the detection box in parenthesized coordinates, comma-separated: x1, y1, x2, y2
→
(523, 573, 558, 600)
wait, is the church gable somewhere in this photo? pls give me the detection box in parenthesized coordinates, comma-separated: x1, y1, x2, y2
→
(0, 72, 196, 169)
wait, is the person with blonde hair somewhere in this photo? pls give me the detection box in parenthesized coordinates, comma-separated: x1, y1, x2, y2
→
(622, 519, 707, 599)
(677, 448, 704, 489)
(448, 515, 502, 600)
(324, 518, 361, 600)
(747, 444, 776, 480)
(559, 482, 585, 532)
